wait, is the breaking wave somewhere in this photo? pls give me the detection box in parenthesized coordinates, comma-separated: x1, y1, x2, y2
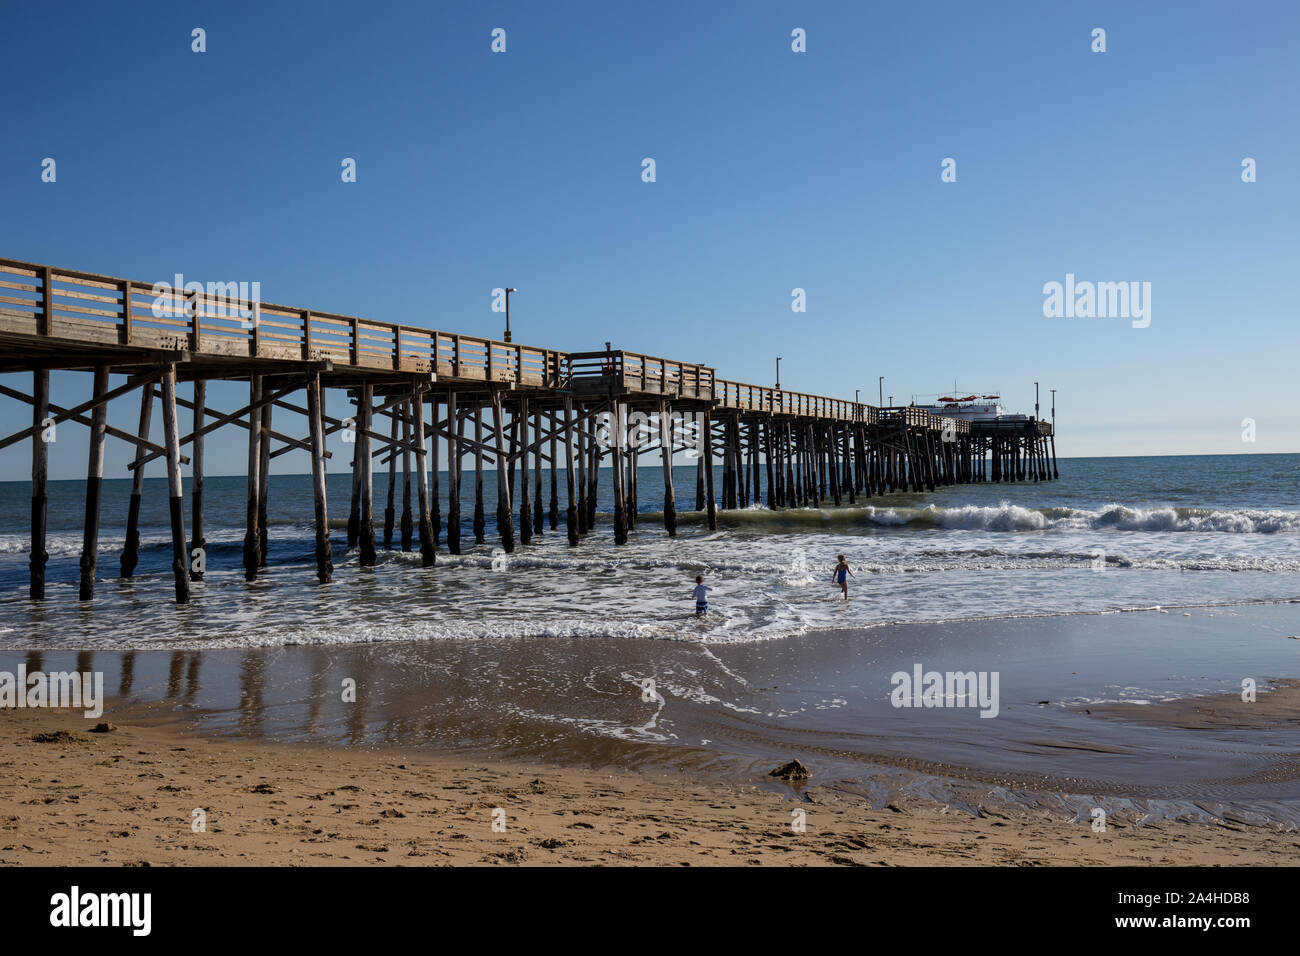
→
(709, 502, 1300, 534)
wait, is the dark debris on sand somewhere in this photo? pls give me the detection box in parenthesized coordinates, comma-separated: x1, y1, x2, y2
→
(769, 759, 811, 782)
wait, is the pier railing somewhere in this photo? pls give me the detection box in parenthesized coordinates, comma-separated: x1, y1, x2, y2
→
(877, 406, 970, 434)
(0, 258, 581, 384)
(0, 258, 439, 374)
(714, 380, 878, 424)
(434, 333, 564, 387)
(0, 256, 977, 433)
(566, 350, 715, 400)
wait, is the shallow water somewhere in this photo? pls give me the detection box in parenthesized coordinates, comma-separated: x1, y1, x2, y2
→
(1, 453, 1297, 648)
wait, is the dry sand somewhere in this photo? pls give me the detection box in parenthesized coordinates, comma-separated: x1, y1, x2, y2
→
(2, 705, 1295, 867)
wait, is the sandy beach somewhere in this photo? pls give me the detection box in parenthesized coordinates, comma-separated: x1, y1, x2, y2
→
(3, 697, 1297, 867)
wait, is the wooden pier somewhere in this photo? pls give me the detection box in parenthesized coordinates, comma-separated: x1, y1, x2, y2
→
(0, 256, 1057, 603)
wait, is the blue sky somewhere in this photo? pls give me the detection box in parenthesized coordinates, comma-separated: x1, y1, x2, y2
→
(1, 0, 1297, 479)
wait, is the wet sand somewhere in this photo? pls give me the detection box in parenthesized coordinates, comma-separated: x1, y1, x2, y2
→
(1079, 678, 1300, 731)
(3, 705, 1295, 867)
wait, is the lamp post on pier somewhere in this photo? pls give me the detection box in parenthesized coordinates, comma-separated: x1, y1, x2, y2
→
(503, 287, 517, 343)
(775, 357, 782, 390)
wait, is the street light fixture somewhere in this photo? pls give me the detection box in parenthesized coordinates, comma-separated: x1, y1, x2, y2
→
(503, 287, 517, 343)
(878, 376, 884, 406)
(775, 357, 782, 390)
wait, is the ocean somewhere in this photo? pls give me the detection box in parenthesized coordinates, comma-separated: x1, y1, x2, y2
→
(1, 453, 1297, 649)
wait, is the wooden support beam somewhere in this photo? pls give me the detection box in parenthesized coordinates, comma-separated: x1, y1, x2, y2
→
(764, 419, 777, 511)
(447, 390, 461, 555)
(703, 409, 717, 532)
(384, 407, 398, 548)
(189, 380, 206, 581)
(533, 406, 544, 537)
(587, 418, 600, 531)
(277, 397, 416, 457)
(306, 372, 333, 583)
(626, 417, 638, 530)
(829, 424, 842, 506)
(412, 384, 436, 566)
(491, 391, 514, 553)
(0, 371, 160, 454)
(120, 383, 153, 579)
(160, 364, 190, 604)
(473, 407, 486, 544)
(576, 412, 588, 535)
(548, 412, 559, 531)
(124, 383, 294, 469)
(430, 395, 441, 548)
(659, 401, 677, 536)
(564, 397, 579, 547)
(611, 402, 627, 545)
(519, 397, 532, 546)
(784, 422, 796, 508)
(348, 396, 362, 549)
(79, 365, 109, 601)
(722, 415, 736, 510)
(401, 401, 414, 552)
(243, 375, 263, 581)
(695, 452, 704, 512)
(29, 369, 49, 600)
(358, 383, 377, 567)
(258, 398, 272, 566)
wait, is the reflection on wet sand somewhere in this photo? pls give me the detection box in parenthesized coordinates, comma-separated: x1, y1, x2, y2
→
(5, 604, 1297, 829)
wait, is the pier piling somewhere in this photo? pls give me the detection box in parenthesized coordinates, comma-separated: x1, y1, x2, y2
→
(159, 363, 190, 604)
(79, 365, 109, 601)
(120, 382, 152, 579)
(243, 375, 262, 581)
(411, 383, 436, 567)
(358, 383, 377, 568)
(189, 380, 206, 582)
(306, 372, 333, 583)
(29, 368, 48, 600)
(447, 390, 461, 555)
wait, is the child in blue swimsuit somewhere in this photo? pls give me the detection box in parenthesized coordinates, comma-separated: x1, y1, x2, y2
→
(832, 554, 854, 600)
